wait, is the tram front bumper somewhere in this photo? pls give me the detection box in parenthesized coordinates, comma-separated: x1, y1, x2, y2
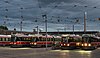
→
(30, 44, 53, 47)
(61, 46, 76, 50)
(10, 44, 23, 48)
(81, 46, 96, 50)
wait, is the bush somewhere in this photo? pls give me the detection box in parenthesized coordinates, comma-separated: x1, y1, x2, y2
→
(0, 25, 8, 30)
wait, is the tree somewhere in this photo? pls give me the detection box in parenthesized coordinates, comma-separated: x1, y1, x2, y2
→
(0, 25, 8, 30)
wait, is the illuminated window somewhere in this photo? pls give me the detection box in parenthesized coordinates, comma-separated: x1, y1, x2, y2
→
(6, 38, 8, 41)
(2, 38, 5, 41)
(0, 38, 1, 41)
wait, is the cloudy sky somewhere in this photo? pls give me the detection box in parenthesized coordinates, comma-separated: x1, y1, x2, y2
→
(0, 0, 100, 32)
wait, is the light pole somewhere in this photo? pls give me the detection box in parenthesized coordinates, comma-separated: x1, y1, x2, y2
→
(84, 12, 87, 34)
(42, 14, 48, 50)
(20, 7, 23, 31)
(73, 25, 75, 34)
(35, 26, 39, 35)
(4, 1, 9, 27)
(72, 19, 79, 34)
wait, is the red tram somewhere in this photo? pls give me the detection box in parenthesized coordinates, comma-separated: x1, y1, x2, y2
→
(0, 35, 11, 46)
(10, 34, 32, 48)
(81, 34, 100, 50)
(60, 34, 82, 49)
(30, 35, 54, 47)
(51, 36, 62, 49)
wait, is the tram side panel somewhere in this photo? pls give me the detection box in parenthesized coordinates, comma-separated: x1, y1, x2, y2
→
(30, 36, 54, 48)
(10, 35, 31, 48)
(0, 35, 11, 46)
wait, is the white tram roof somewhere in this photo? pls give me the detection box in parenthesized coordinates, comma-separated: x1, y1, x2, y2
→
(82, 34, 95, 37)
(41, 35, 53, 38)
(0, 35, 11, 37)
(62, 34, 70, 37)
(53, 36, 62, 38)
(69, 35, 82, 38)
(13, 33, 30, 37)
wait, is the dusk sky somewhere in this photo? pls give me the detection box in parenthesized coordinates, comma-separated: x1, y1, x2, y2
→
(0, 0, 100, 32)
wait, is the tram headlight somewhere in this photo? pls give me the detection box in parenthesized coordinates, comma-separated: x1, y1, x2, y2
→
(76, 43, 80, 46)
(14, 43, 16, 44)
(64, 44, 66, 46)
(82, 44, 83, 46)
(67, 44, 70, 46)
(10, 42, 13, 44)
(61, 44, 63, 46)
(84, 43, 88, 46)
(88, 44, 91, 46)
(34, 43, 37, 45)
(30, 43, 33, 44)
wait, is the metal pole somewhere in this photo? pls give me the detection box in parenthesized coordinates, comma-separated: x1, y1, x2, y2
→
(45, 18, 48, 50)
(84, 12, 87, 34)
(42, 14, 48, 50)
(73, 25, 74, 34)
(20, 7, 23, 31)
(57, 29, 59, 35)
(20, 21, 22, 31)
(36, 26, 39, 35)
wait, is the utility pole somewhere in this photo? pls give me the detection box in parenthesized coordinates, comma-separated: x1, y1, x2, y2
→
(4, 1, 9, 27)
(20, 7, 23, 31)
(73, 25, 74, 34)
(84, 12, 87, 34)
(57, 29, 60, 35)
(42, 14, 48, 50)
(35, 26, 39, 35)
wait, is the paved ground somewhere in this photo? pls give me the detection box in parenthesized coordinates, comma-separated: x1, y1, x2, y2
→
(0, 47, 100, 58)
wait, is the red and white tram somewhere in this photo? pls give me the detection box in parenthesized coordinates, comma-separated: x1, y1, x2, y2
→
(10, 34, 32, 48)
(81, 34, 100, 50)
(60, 34, 82, 49)
(51, 36, 62, 49)
(0, 35, 11, 46)
(30, 35, 54, 47)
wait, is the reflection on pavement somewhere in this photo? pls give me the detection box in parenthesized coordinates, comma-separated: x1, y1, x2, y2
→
(50, 49, 92, 58)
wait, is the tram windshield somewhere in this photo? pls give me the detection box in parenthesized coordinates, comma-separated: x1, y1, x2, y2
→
(82, 35, 98, 43)
(62, 36, 82, 43)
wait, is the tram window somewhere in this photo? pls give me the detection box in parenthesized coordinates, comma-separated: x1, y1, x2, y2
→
(11, 37, 16, 42)
(16, 37, 21, 41)
(8, 38, 10, 41)
(54, 38, 59, 41)
(2, 38, 5, 41)
(0, 38, 1, 41)
(51, 38, 54, 41)
(23, 38, 27, 41)
(34, 38, 39, 42)
(5, 38, 8, 41)
(75, 38, 81, 42)
(98, 39, 100, 42)
(26, 38, 29, 41)
(47, 38, 49, 41)
(1, 38, 2, 41)
(40, 38, 43, 41)
(42, 38, 46, 41)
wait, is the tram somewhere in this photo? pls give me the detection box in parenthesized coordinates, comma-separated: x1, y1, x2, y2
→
(51, 36, 62, 49)
(10, 34, 32, 48)
(81, 34, 100, 50)
(30, 35, 54, 47)
(0, 35, 11, 46)
(60, 34, 82, 50)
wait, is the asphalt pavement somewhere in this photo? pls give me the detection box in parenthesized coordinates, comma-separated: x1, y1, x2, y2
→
(0, 47, 100, 58)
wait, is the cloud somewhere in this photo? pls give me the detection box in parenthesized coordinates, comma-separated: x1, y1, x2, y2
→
(0, 0, 100, 31)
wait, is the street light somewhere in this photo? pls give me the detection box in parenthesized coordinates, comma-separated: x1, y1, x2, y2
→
(84, 12, 87, 34)
(72, 19, 80, 34)
(35, 26, 39, 35)
(42, 14, 48, 50)
(20, 7, 24, 31)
